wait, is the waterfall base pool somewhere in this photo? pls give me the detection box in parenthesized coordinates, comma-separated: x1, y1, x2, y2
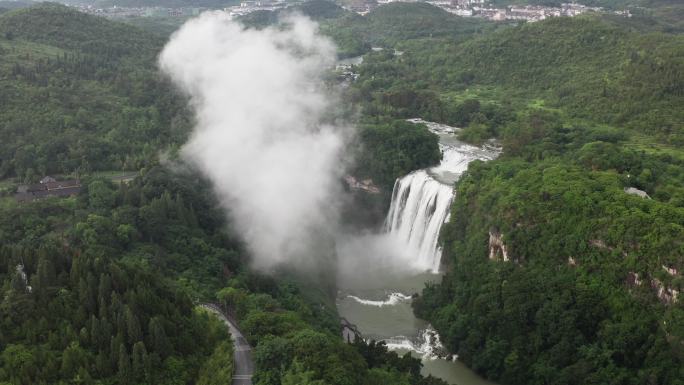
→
(336, 271, 496, 385)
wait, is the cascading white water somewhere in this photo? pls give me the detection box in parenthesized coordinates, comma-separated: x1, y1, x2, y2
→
(347, 292, 413, 307)
(383, 120, 501, 273)
(383, 327, 454, 361)
(384, 171, 454, 273)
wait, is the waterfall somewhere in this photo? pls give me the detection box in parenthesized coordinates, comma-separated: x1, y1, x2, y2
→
(384, 171, 454, 273)
(383, 121, 501, 273)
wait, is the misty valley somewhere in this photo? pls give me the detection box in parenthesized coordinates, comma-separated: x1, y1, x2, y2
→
(0, 1, 683, 385)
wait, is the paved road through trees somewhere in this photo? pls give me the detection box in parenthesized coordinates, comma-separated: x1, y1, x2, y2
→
(201, 304, 254, 385)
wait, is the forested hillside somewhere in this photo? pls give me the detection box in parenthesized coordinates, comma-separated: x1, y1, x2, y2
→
(352, 15, 684, 144)
(2, 2, 683, 385)
(0, 167, 236, 384)
(414, 123, 684, 383)
(329, 3, 684, 383)
(352, 7, 684, 385)
(240, 1, 504, 57)
(0, 4, 453, 385)
(333, 2, 499, 47)
(0, 3, 190, 182)
(0, 162, 451, 385)
(455, 17, 683, 140)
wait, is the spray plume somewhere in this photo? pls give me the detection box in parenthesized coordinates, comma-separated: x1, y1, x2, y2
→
(159, 12, 346, 270)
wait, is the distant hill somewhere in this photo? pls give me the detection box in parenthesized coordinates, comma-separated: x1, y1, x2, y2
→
(324, 2, 501, 56)
(360, 2, 498, 45)
(239, 0, 349, 26)
(296, 0, 347, 19)
(358, 14, 683, 142)
(236, 0, 371, 57)
(241, 1, 501, 53)
(455, 16, 684, 137)
(0, 2, 161, 58)
(646, 0, 684, 33)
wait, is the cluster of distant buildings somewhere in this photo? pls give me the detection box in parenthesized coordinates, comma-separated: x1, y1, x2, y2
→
(223, 0, 292, 17)
(69, 0, 293, 20)
(346, 0, 631, 22)
(446, 1, 631, 22)
(69, 4, 202, 19)
(67, 0, 632, 23)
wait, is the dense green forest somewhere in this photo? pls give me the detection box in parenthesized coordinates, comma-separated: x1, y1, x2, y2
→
(321, 4, 684, 385)
(413, 114, 684, 384)
(0, 4, 454, 385)
(0, 3, 190, 182)
(216, 266, 449, 385)
(238, 5, 683, 382)
(0, 159, 450, 384)
(301, 2, 684, 384)
(0, 163, 451, 384)
(324, 2, 502, 51)
(1, 2, 683, 385)
(349, 14, 683, 144)
(240, 1, 505, 57)
(351, 119, 442, 190)
(0, 167, 236, 384)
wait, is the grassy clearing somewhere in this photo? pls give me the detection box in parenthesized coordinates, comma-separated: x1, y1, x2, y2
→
(439, 85, 539, 112)
(625, 132, 684, 161)
(441, 85, 509, 104)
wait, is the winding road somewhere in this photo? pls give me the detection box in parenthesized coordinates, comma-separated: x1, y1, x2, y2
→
(201, 303, 254, 385)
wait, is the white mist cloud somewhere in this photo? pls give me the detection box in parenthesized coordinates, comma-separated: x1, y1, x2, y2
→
(159, 12, 346, 269)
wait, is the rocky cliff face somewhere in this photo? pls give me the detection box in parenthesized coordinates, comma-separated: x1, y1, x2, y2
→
(651, 278, 679, 305)
(488, 230, 510, 262)
(626, 270, 679, 305)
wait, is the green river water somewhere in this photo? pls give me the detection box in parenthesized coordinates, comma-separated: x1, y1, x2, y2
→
(337, 271, 496, 385)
